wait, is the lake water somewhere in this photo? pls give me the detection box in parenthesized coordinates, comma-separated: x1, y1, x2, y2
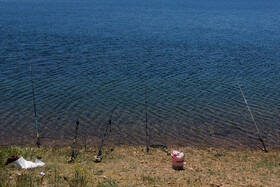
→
(0, 0, 279, 149)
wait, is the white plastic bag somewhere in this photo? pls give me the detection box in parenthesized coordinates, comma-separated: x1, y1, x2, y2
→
(14, 157, 45, 169)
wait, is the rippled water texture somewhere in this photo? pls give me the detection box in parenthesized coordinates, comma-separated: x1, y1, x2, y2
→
(0, 0, 280, 149)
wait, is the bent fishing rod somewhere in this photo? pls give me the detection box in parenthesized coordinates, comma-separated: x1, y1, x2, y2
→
(29, 63, 41, 148)
(69, 119, 80, 163)
(238, 83, 268, 152)
(94, 105, 117, 162)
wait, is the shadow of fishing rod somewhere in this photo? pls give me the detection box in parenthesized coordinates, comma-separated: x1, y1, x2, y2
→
(29, 63, 41, 148)
(150, 145, 171, 155)
(93, 104, 118, 162)
(238, 83, 268, 152)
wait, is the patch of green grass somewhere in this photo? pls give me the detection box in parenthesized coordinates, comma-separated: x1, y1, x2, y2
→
(235, 154, 248, 162)
(140, 175, 162, 185)
(66, 171, 89, 187)
(194, 175, 202, 185)
(47, 166, 65, 186)
(256, 156, 279, 168)
(15, 173, 34, 187)
(119, 165, 137, 172)
(128, 166, 136, 170)
(0, 167, 9, 186)
(205, 160, 213, 167)
(186, 149, 194, 155)
(208, 170, 216, 175)
(98, 178, 119, 187)
(186, 177, 191, 184)
(93, 170, 104, 175)
(64, 163, 89, 186)
(14, 172, 44, 187)
(105, 154, 124, 161)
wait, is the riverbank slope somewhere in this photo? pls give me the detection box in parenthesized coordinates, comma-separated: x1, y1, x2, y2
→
(1, 146, 279, 186)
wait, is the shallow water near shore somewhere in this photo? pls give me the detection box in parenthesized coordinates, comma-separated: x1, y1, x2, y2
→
(0, 0, 280, 149)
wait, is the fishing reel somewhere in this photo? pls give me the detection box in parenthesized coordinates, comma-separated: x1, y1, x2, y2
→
(68, 157, 75, 163)
(93, 151, 102, 162)
(93, 155, 102, 163)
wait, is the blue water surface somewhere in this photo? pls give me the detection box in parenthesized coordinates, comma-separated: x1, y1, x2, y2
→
(0, 0, 279, 149)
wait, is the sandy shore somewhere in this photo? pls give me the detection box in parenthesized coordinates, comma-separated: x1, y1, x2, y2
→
(1, 145, 280, 186)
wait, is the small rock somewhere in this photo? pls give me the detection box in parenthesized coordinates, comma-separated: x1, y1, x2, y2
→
(188, 167, 194, 171)
(103, 176, 107, 179)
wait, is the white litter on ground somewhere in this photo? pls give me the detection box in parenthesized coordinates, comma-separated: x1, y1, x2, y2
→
(14, 157, 45, 169)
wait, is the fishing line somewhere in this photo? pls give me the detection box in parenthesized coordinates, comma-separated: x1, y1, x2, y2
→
(29, 63, 40, 148)
(238, 83, 268, 152)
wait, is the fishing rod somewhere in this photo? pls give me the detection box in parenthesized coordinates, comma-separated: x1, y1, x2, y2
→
(145, 86, 151, 153)
(29, 63, 40, 148)
(238, 83, 268, 152)
(68, 119, 80, 163)
(94, 105, 117, 162)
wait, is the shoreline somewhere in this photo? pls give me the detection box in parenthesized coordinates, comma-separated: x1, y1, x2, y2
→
(1, 135, 278, 151)
(0, 143, 274, 152)
(1, 145, 279, 186)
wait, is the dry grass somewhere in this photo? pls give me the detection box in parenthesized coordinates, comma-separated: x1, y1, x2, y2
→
(0, 145, 280, 186)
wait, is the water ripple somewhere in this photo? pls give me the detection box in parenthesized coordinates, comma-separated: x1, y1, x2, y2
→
(1, 0, 280, 149)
